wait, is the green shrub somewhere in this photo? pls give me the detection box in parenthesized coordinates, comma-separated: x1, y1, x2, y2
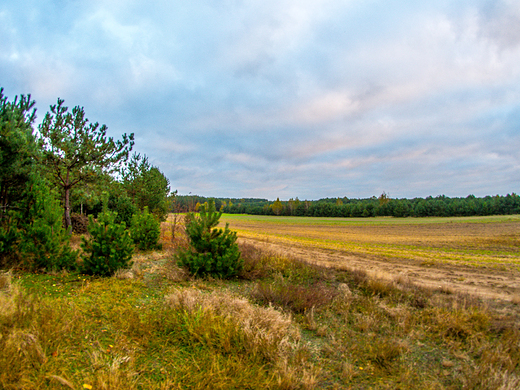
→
(130, 206, 161, 250)
(21, 218, 77, 272)
(109, 192, 137, 226)
(20, 180, 78, 271)
(81, 210, 134, 276)
(0, 222, 21, 268)
(177, 199, 242, 279)
(0, 176, 78, 271)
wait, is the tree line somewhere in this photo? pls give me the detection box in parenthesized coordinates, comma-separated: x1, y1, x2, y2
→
(176, 193, 520, 218)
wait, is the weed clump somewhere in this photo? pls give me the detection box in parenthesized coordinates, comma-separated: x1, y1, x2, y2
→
(0, 270, 11, 292)
(252, 277, 338, 314)
(165, 288, 300, 360)
(238, 241, 275, 280)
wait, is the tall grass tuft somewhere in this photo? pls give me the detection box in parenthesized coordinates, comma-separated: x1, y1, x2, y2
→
(251, 276, 338, 314)
(163, 288, 320, 388)
(165, 288, 300, 361)
(0, 269, 12, 292)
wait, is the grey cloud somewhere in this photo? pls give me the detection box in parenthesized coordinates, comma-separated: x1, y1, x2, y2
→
(478, 0, 520, 49)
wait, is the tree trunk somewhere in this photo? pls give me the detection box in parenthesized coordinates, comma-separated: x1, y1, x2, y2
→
(0, 184, 6, 221)
(64, 186, 72, 232)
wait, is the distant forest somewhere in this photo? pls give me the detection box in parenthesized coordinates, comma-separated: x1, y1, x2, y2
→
(175, 193, 520, 218)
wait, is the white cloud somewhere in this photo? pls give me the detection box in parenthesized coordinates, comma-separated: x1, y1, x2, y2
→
(1, 0, 519, 199)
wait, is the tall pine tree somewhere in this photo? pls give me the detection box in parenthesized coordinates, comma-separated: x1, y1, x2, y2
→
(39, 98, 134, 229)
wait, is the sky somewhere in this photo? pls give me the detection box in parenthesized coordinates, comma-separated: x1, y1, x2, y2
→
(1, 0, 519, 200)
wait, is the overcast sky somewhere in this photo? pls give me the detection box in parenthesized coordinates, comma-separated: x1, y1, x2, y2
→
(2, 0, 519, 200)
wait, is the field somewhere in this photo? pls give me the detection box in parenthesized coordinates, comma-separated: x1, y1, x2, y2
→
(220, 214, 520, 301)
(1, 214, 520, 389)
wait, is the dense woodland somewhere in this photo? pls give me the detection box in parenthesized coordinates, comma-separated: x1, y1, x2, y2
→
(176, 193, 520, 218)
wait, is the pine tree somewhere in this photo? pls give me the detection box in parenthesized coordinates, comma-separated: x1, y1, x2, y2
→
(177, 199, 242, 278)
(0, 88, 37, 220)
(39, 98, 134, 230)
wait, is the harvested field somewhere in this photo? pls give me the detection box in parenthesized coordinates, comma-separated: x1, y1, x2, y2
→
(220, 214, 520, 302)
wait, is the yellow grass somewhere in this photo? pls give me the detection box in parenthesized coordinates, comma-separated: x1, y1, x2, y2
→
(220, 214, 520, 268)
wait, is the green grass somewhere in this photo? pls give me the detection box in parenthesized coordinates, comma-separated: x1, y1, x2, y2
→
(221, 213, 520, 226)
(2, 232, 520, 389)
(1, 274, 299, 389)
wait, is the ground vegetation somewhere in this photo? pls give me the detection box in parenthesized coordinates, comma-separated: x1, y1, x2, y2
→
(1, 218, 520, 389)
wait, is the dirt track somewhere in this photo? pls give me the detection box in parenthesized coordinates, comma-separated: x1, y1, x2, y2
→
(239, 237, 520, 303)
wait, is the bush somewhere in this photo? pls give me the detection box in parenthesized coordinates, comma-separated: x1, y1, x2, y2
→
(8, 177, 77, 272)
(21, 215, 78, 272)
(0, 223, 21, 268)
(237, 242, 274, 280)
(130, 206, 161, 251)
(251, 278, 338, 314)
(177, 199, 242, 279)
(109, 192, 137, 226)
(81, 210, 134, 276)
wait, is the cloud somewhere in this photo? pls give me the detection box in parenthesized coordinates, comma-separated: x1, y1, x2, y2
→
(1, 0, 519, 199)
(477, 0, 520, 49)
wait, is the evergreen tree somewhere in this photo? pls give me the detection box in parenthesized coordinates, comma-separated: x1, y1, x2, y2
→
(39, 98, 134, 230)
(130, 206, 161, 251)
(0, 88, 37, 220)
(20, 176, 78, 271)
(81, 205, 134, 277)
(0, 89, 77, 270)
(123, 153, 171, 220)
(177, 199, 242, 278)
(0, 88, 78, 270)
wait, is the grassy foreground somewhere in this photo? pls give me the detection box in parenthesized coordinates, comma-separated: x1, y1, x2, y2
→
(1, 221, 520, 389)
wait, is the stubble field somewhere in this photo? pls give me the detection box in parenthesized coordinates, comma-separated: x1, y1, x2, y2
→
(220, 214, 520, 301)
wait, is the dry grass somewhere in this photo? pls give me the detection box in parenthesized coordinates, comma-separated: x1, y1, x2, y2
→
(0, 269, 12, 291)
(237, 241, 277, 280)
(160, 213, 189, 252)
(0, 275, 303, 389)
(251, 277, 338, 314)
(165, 288, 301, 362)
(238, 240, 334, 284)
